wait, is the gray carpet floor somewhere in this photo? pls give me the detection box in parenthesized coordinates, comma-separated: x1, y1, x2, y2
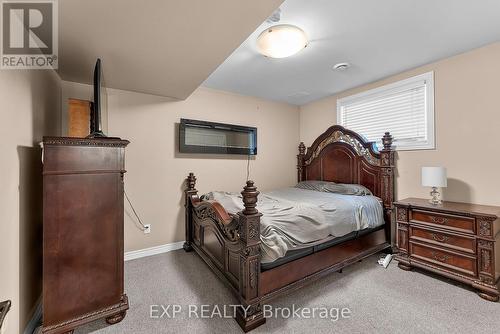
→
(76, 250, 500, 334)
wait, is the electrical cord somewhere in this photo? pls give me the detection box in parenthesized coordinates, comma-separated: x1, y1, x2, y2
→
(124, 190, 146, 231)
(246, 154, 250, 181)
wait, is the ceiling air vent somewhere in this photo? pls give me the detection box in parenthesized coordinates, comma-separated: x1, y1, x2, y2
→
(333, 62, 351, 71)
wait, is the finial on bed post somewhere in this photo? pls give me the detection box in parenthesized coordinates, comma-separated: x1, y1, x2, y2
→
(297, 142, 306, 183)
(187, 172, 197, 191)
(382, 132, 393, 151)
(298, 142, 306, 155)
(241, 180, 259, 215)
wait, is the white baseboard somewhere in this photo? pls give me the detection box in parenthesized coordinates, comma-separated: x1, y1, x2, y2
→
(24, 296, 42, 334)
(124, 241, 184, 261)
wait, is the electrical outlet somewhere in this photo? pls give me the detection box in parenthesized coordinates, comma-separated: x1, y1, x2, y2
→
(143, 224, 151, 234)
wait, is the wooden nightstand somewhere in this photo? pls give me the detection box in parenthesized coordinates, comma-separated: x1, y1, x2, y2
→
(394, 198, 500, 302)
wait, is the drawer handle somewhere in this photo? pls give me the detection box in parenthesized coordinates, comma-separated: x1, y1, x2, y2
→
(431, 251, 451, 263)
(431, 233, 450, 243)
(430, 216, 448, 225)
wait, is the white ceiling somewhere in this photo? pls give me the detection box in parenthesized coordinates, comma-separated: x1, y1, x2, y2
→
(203, 0, 500, 105)
(58, 0, 284, 99)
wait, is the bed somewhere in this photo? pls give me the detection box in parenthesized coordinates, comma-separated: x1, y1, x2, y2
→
(183, 125, 395, 331)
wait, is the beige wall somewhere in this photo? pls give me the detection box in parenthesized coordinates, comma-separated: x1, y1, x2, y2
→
(300, 42, 500, 206)
(0, 70, 61, 334)
(61, 83, 300, 252)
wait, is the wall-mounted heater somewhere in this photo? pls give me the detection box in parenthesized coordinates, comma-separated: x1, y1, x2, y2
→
(179, 119, 257, 155)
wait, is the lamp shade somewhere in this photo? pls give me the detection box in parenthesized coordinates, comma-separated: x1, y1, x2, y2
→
(422, 167, 447, 187)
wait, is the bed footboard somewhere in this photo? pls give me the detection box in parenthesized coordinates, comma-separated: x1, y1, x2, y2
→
(184, 173, 265, 332)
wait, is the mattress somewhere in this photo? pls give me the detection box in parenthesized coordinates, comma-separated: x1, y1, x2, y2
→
(207, 186, 385, 264)
(260, 225, 385, 271)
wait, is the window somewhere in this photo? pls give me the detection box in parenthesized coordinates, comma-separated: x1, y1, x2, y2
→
(337, 72, 435, 150)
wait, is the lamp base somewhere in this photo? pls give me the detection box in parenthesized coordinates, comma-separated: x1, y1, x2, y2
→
(429, 187, 442, 205)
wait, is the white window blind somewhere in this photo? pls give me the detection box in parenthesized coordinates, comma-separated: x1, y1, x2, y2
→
(337, 72, 435, 150)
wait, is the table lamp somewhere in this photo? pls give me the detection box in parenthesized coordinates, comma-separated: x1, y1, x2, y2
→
(422, 167, 447, 205)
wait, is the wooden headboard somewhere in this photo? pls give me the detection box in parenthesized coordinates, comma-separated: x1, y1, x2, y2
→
(297, 125, 395, 220)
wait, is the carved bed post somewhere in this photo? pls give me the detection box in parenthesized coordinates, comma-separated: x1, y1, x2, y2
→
(183, 172, 198, 252)
(380, 132, 395, 243)
(297, 142, 306, 183)
(235, 180, 265, 332)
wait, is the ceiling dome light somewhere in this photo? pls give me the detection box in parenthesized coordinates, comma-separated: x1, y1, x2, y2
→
(257, 24, 308, 58)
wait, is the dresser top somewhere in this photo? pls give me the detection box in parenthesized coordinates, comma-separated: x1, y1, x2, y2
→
(43, 136, 129, 147)
(395, 197, 500, 218)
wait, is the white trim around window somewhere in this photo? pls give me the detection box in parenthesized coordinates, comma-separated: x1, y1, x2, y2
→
(337, 71, 435, 151)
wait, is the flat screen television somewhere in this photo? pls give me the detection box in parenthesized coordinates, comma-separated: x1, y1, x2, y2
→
(179, 119, 257, 155)
(88, 58, 106, 138)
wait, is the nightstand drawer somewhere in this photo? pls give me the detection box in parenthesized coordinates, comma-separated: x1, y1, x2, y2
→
(410, 241, 477, 277)
(411, 209, 475, 235)
(410, 225, 476, 254)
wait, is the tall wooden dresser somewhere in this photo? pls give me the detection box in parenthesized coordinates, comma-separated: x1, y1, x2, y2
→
(42, 137, 130, 334)
(394, 198, 500, 302)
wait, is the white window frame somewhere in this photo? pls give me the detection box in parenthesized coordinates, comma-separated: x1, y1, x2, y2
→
(337, 71, 435, 151)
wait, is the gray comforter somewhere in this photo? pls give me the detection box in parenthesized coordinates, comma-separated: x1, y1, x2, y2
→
(207, 187, 384, 263)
